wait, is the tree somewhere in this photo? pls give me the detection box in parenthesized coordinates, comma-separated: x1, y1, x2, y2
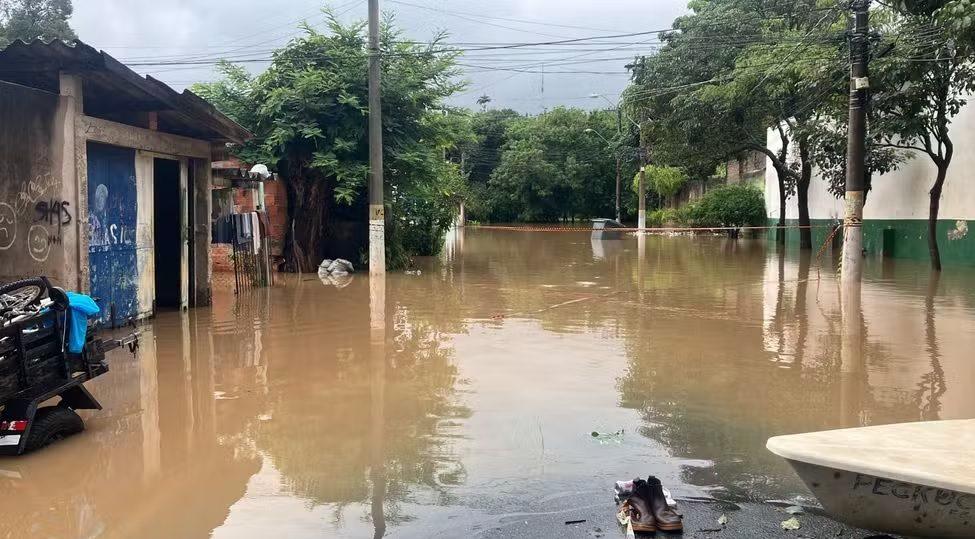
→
(476, 94, 491, 111)
(937, 0, 974, 45)
(0, 0, 76, 46)
(691, 184, 767, 230)
(484, 107, 620, 222)
(871, 8, 975, 270)
(628, 0, 854, 249)
(627, 0, 797, 243)
(635, 165, 687, 207)
(193, 14, 470, 270)
(459, 108, 521, 221)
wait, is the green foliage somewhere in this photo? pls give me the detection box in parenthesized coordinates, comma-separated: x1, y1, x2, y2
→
(0, 0, 75, 46)
(626, 0, 854, 239)
(687, 184, 767, 228)
(648, 208, 681, 227)
(632, 165, 688, 198)
(466, 107, 626, 222)
(192, 13, 471, 269)
(938, 0, 975, 46)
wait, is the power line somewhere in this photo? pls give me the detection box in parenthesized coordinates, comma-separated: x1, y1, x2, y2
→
(386, 0, 625, 34)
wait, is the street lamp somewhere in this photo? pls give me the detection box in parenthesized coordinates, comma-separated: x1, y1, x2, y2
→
(589, 93, 641, 131)
(584, 128, 622, 223)
(584, 128, 611, 145)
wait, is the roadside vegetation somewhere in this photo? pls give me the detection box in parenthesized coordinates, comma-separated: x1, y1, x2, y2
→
(624, 0, 975, 269)
(187, 0, 973, 271)
(8, 0, 963, 271)
(193, 14, 474, 270)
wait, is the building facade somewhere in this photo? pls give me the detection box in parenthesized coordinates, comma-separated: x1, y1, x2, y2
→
(764, 101, 975, 265)
(0, 40, 250, 325)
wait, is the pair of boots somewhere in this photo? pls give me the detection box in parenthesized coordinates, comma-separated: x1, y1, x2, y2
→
(620, 476, 683, 533)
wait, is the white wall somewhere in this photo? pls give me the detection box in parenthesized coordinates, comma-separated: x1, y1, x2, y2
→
(765, 99, 975, 221)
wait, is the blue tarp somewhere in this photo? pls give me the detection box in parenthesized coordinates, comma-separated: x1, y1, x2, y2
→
(66, 292, 100, 354)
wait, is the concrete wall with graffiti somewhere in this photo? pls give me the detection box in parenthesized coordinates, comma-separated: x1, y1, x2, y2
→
(0, 81, 77, 286)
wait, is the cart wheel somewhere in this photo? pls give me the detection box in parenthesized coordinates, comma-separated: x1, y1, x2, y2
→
(23, 406, 84, 453)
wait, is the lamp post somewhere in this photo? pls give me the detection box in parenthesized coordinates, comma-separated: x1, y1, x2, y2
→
(589, 93, 642, 131)
(585, 128, 622, 223)
(589, 94, 643, 227)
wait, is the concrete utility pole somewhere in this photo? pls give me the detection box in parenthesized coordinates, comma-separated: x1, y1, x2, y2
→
(368, 0, 385, 276)
(638, 162, 647, 230)
(842, 0, 871, 286)
(615, 156, 622, 223)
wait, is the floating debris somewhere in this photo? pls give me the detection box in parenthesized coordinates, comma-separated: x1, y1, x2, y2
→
(781, 517, 801, 531)
(717, 514, 728, 526)
(590, 429, 624, 444)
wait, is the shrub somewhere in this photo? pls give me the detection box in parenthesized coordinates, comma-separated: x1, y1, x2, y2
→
(632, 165, 688, 198)
(689, 184, 766, 228)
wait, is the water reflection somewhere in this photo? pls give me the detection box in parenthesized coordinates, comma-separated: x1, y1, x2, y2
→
(0, 311, 261, 539)
(2, 230, 975, 538)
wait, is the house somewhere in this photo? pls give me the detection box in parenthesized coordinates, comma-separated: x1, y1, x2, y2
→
(210, 155, 288, 274)
(0, 40, 251, 325)
(764, 104, 975, 264)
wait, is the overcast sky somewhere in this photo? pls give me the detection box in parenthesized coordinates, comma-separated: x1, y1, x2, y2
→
(71, 0, 688, 113)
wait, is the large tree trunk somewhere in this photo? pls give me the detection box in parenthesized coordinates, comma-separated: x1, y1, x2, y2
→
(777, 181, 787, 245)
(284, 169, 330, 273)
(928, 163, 948, 272)
(775, 133, 790, 245)
(748, 142, 790, 245)
(797, 138, 813, 250)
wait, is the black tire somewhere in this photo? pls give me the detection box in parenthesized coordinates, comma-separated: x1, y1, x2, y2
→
(0, 277, 47, 310)
(23, 406, 84, 453)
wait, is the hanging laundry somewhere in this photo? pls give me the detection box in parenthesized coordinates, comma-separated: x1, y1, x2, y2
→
(251, 212, 262, 254)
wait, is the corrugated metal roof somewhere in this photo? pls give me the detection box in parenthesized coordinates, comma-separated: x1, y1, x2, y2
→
(0, 39, 251, 144)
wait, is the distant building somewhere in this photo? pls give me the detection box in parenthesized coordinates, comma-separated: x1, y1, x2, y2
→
(210, 155, 288, 274)
(727, 151, 766, 186)
(0, 40, 250, 325)
(763, 105, 975, 265)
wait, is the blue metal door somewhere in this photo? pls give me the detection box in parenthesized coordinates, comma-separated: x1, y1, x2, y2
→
(87, 143, 138, 326)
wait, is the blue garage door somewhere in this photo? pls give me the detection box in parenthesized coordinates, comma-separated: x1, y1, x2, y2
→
(87, 143, 138, 326)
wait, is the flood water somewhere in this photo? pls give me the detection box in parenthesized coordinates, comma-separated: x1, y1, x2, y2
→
(3, 229, 975, 538)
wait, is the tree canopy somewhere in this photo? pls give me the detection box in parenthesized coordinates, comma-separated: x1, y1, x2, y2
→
(194, 14, 472, 269)
(0, 0, 75, 46)
(462, 107, 630, 223)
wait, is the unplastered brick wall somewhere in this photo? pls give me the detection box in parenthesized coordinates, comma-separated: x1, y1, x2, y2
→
(263, 180, 288, 258)
(212, 243, 234, 273)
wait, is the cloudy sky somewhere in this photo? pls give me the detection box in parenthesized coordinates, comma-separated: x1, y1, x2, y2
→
(71, 0, 688, 113)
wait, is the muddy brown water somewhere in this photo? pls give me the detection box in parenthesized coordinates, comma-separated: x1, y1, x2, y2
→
(2, 229, 974, 538)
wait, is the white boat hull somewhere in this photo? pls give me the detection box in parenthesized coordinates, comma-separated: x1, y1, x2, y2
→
(785, 459, 975, 538)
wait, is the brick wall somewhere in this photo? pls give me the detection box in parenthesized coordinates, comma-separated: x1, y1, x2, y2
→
(263, 180, 288, 258)
(727, 151, 767, 185)
(234, 188, 258, 213)
(210, 180, 289, 272)
(212, 243, 234, 273)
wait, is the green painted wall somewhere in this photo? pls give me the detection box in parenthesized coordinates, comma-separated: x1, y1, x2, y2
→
(767, 219, 975, 267)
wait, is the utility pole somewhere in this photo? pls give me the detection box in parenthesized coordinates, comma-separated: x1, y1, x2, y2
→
(840, 0, 870, 394)
(842, 0, 870, 286)
(367, 1, 387, 487)
(615, 156, 622, 223)
(368, 0, 385, 276)
(615, 107, 622, 223)
(638, 156, 647, 230)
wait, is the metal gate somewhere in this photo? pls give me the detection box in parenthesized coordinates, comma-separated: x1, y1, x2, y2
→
(87, 143, 138, 326)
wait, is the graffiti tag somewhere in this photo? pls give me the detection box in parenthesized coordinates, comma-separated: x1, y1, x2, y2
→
(34, 199, 72, 227)
(14, 174, 56, 215)
(0, 202, 15, 250)
(27, 224, 52, 262)
(853, 474, 973, 516)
